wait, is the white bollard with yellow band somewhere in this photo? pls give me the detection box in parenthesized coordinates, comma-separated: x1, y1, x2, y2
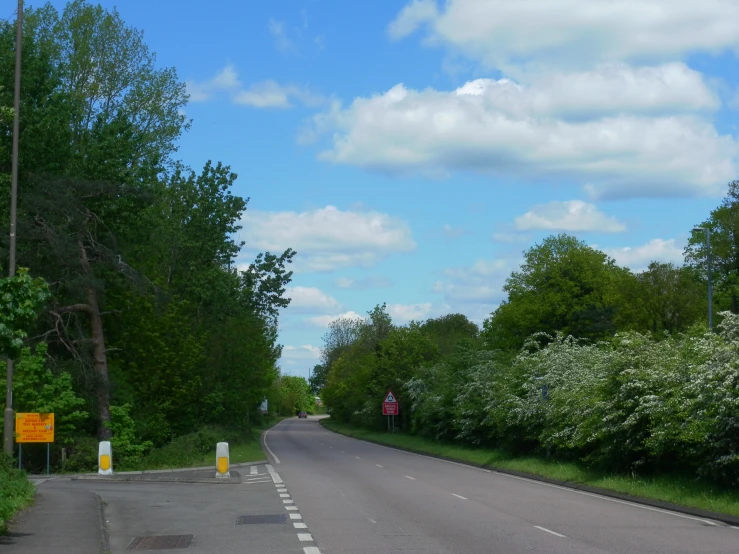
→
(215, 442, 230, 478)
(98, 441, 113, 475)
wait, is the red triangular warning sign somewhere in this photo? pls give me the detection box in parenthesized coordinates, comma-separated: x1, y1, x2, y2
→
(384, 391, 397, 403)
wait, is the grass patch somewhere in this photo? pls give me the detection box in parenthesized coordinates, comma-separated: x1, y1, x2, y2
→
(129, 417, 285, 471)
(0, 455, 35, 535)
(322, 420, 739, 518)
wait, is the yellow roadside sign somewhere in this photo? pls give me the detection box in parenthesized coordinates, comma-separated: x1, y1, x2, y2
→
(15, 412, 55, 443)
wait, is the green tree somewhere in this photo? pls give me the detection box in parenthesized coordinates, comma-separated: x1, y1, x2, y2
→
(633, 262, 706, 334)
(308, 364, 326, 394)
(685, 180, 739, 314)
(420, 313, 479, 357)
(276, 375, 313, 415)
(8, 343, 88, 443)
(0, 269, 49, 359)
(30, 0, 188, 176)
(483, 234, 632, 350)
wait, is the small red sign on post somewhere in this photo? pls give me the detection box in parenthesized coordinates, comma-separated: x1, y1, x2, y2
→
(382, 391, 399, 416)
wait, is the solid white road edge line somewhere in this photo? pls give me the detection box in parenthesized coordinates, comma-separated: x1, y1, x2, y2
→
(452, 493, 467, 500)
(534, 525, 566, 538)
(263, 420, 285, 464)
(321, 425, 722, 527)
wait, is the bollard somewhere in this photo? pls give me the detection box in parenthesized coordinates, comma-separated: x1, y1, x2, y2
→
(98, 441, 113, 475)
(215, 442, 230, 478)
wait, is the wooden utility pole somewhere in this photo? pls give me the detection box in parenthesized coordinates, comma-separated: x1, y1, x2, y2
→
(4, 0, 23, 456)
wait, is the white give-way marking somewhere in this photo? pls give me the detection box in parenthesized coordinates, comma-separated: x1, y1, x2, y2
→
(534, 525, 566, 538)
(266, 464, 283, 484)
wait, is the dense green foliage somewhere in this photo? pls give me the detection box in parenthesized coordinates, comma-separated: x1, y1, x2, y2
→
(270, 375, 315, 416)
(322, 185, 739, 486)
(0, 455, 34, 534)
(0, 1, 294, 473)
(0, 269, 49, 358)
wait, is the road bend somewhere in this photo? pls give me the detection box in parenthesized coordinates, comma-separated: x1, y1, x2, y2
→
(266, 416, 739, 554)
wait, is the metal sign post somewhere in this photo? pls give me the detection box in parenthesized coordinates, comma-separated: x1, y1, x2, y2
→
(382, 391, 399, 432)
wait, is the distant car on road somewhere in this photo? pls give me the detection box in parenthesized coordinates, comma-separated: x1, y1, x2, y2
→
(298, 412, 307, 418)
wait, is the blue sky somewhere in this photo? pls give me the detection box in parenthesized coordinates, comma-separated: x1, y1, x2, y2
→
(43, 0, 739, 379)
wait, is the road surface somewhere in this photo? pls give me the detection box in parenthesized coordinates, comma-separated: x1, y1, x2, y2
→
(266, 416, 739, 554)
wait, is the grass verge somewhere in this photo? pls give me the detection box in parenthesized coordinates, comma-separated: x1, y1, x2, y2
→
(129, 417, 286, 471)
(0, 455, 35, 535)
(322, 420, 739, 518)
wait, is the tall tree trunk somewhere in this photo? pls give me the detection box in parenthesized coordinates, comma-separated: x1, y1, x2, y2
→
(78, 240, 112, 440)
(87, 284, 112, 440)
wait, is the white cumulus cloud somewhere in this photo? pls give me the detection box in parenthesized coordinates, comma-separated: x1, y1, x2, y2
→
(280, 344, 321, 366)
(187, 65, 323, 109)
(306, 311, 364, 328)
(285, 286, 341, 313)
(304, 74, 736, 199)
(435, 259, 511, 304)
(601, 238, 685, 271)
(335, 276, 392, 289)
(388, 0, 739, 71)
(514, 200, 626, 233)
(387, 302, 434, 322)
(269, 19, 293, 52)
(239, 205, 416, 272)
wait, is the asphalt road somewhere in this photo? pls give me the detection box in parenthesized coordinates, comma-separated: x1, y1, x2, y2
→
(2, 465, 313, 553)
(266, 416, 739, 554)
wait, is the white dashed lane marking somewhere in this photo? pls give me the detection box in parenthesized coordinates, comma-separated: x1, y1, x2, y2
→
(298, 533, 314, 542)
(267, 465, 322, 551)
(452, 494, 467, 500)
(405, 476, 415, 480)
(534, 525, 566, 538)
(376, 464, 383, 468)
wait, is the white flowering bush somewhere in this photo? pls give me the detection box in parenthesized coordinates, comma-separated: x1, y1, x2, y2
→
(404, 313, 739, 484)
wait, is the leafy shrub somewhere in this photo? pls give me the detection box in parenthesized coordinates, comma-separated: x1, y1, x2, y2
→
(0, 454, 34, 534)
(62, 435, 99, 473)
(404, 313, 739, 485)
(106, 404, 154, 468)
